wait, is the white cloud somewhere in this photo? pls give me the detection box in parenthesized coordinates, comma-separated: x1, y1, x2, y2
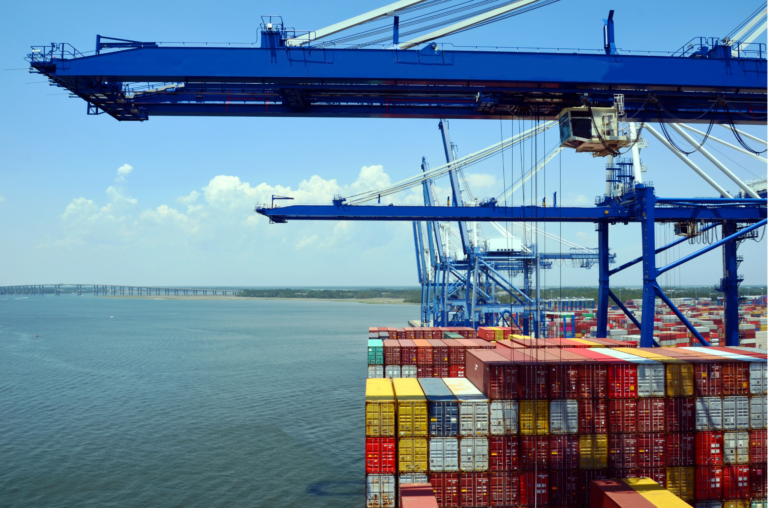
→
(177, 190, 200, 205)
(115, 164, 133, 182)
(465, 173, 496, 189)
(62, 197, 98, 220)
(295, 234, 319, 250)
(106, 186, 137, 205)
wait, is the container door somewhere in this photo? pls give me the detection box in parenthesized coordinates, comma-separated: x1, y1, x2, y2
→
(445, 438, 459, 472)
(736, 396, 750, 430)
(430, 438, 445, 471)
(750, 363, 767, 395)
(460, 437, 476, 471)
(752, 397, 767, 430)
(490, 401, 505, 436)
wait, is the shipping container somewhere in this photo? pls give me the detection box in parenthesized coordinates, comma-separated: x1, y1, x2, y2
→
(459, 437, 489, 472)
(394, 378, 428, 437)
(419, 378, 458, 437)
(369, 339, 385, 365)
(520, 400, 549, 435)
(750, 464, 767, 498)
(549, 399, 579, 434)
(414, 339, 433, 366)
(723, 363, 750, 396)
(609, 433, 639, 469)
(578, 398, 608, 434)
(697, 397, 725, 431)
(695, 362, 724, 396)
(694, 501, 722, 508)
(667, 398, 696, 432)
(751, 396, 767, 429)
(418, 366, 435, 378)
(696, 431, 725, 466)
(428, 340, 449, 366)
(520, 436, 549, 470)
(400, 473, 429, 485)
(608, 364, 638, 399)
(608, 399, 638, 433)
(383, 340, 401, 366)
(607, 467, 639, 480)
(368, 365, 385, 378)
(459, 473, 489, 508)
(577, 469, 609, 507)
(367, 474, 396, 508)
(429, 437, 459, 472)
(667, 433, 696, 467)
(489, 472, 519, 507)
(750, 363, 767, 395)
(434, 365, 450, 378)
(367, 378, 396, 437)
(402, 365, 418, 378)
(464, 350, 518, 400)
(750, 500, 767, 508)
(722, 465, 750, 499)
(399, 437, 429, 473)
(519, 472, 548, 507)
(749, 430, 766, 462)
(637, 363, 666, 397)
(429, 473, 459, 508)
(668, 364, 695, 397)
(637, 434, 666, 468)
(577, 364, 608, 398)
(400, 339, 418, 365)
(489, 400, 519, 435)
(489, 436, 519, 472)
(550, 364, 579, 399)
(443, 378, 489, 437)
(548, 470, 578, 508)
(399, 483, 438, 508)
(637, 467, 666, 488)
(724, 432, 749, 464)
(448, 366, 464, 378)
(667, 466, 696, 502)
(519, 365, 549, 399)
(385, 365, 401, 379)
(696, 466, 724, 501)
(579, 434, 608, 469)
(723, 396, 750, 431)
(367, 437, 397, 474)
(637, 398, 665, 433)
(445, 341, 466, 366)
(549, 436, 579, 471)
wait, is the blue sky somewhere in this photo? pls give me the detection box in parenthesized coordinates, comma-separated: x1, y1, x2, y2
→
(1, 0, 766, 288)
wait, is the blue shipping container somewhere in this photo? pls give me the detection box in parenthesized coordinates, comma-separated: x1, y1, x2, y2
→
(419, 378, 459, 437)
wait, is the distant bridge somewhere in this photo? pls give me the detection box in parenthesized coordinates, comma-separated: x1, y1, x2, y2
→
(0, 284, 240, 296)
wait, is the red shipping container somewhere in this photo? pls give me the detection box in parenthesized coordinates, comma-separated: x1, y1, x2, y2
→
(459, 473, 489, 508)
(750, 463, 767, 498)
(608, 468, 638, 480)
(448, 365, 465, 378)
(428, 340, 449, 366)
(694, 362, 723, 396)
(445, 342, 466, 366)
(519, 365, 548, 399)
(667, 433, 696, 467)
(400, 484, 438, 508)
(607, 364, 638, 399)
(695, 466, 723, 501)
(637, 467, 666, 488)
(722, 362, 750, 395)
(366, 437, 396, 474)
(464, 350, 519, 400)
(637, 398, 665, 433)
(665, 398, 695, 432)
(404, 328, 415, 340)
(695, 431, 724, 466)
(608, 434, 638, 469)
(548, 471, 578, 507)
(430, 473, 459, 508)
(577, 469, 609, 508)
(577, 365, 608, 398)
(549, 364, 579, 399)
(413, 328, 424, 340)
(750, 430, 767, 463)
(418, 365, 434, 378)
(519, 472, 548, 507)
(383, 340, 401, 365)
(489, 436, 519, 472)
(637, 434, 665, 468)
(489, 472, 519, 507)
(400, 339, 418, 365)
(578, 399, 608, 434)
(608, 399, 637, 433)
(549, 435, 579, 471)
(414, 339, 433, 365)
(520, 437, 548, 471)
(722, 464, 750, 499)
(434, 365, 450, 378)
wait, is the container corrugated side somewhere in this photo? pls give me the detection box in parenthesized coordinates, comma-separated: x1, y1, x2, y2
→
(666, 467, 695, 502)
(399, 437, 428, 473)
(366, 379, 396, 437)
(549, 399, 578, 434)
(393, 378, 428, 437)
(429, 437, 459, 472)
(519, 400, 549, 435)
(459, 437, 489, 472)
(579, 434, 608, 469)
(489, 400, 518, 435)
(366, 474, 396, 508)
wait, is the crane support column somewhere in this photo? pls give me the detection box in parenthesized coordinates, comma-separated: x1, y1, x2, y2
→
(438, 120, 471, 255)
(722, 220, 741, 346)
(638, 185, 658, 347)
(596, 223, 610, 338)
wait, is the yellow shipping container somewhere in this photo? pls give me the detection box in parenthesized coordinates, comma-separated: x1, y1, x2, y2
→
(579, 435, 607, 469)
(666, 364, 694, 397)
(398, 437, 428, 473)
(366, 378, 395, 437)
(665, 467, 695, 502)
(393, 378, 428, 437)
(519, 400, 549, 435)
(493, 328, 504, 341)
(571, 338, 604, 347)
(621, 477, 691, 508)
(616, 347, 684, 363)
(723, 501, 750, 508)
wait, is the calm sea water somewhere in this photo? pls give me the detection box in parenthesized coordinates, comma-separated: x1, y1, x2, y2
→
(0, 296, 416, 508)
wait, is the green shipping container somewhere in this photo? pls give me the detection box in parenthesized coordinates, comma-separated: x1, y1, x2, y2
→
(368, 339, 384, 365)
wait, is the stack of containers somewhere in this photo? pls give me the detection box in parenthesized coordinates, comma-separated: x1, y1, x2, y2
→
(366, 378, 397, 508)
(369, 339, 385, 378)
(420, 378, 460, 508)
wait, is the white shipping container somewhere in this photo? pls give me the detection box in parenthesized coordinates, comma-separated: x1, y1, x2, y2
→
(696, 397, 724, 431)
(490, 401, 519, 435)
(366, 474, 395, 508)
(723, 396, 750, 430)
(368, 365, 384, 378)
(398, 473, 428, 485)
(549, 400, 579, 434)
(429, 437, 459, 472)
(401, 366, 418, 378)
(750, 363, 767, 395)
(459, 437, 488, 472)
(458, 401, 490, 437)
(723, 431, 749, 464)
(637, 364, 666, 397)
(751, 396, 767, 430)
(751, 500, 767, 508)
(384, 366, 401, 379)
(694, 502, 722, 508)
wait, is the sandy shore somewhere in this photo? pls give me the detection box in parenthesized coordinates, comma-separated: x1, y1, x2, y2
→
(97, 295, 416, 304)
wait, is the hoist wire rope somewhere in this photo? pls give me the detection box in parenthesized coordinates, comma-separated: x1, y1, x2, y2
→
(723, 102, 768, 154)
(654, 100, 719, 155)
(724, 4, 767, 40)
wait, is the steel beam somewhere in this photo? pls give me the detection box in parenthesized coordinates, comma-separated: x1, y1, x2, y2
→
(596, 223, 610, 338)
(722, 221, 741, 346)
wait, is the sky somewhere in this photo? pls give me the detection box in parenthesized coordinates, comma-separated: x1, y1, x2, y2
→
(1, 0, 766, 289)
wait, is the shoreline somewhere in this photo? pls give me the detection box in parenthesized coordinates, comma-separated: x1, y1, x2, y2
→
(96, 295, 416, 305)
